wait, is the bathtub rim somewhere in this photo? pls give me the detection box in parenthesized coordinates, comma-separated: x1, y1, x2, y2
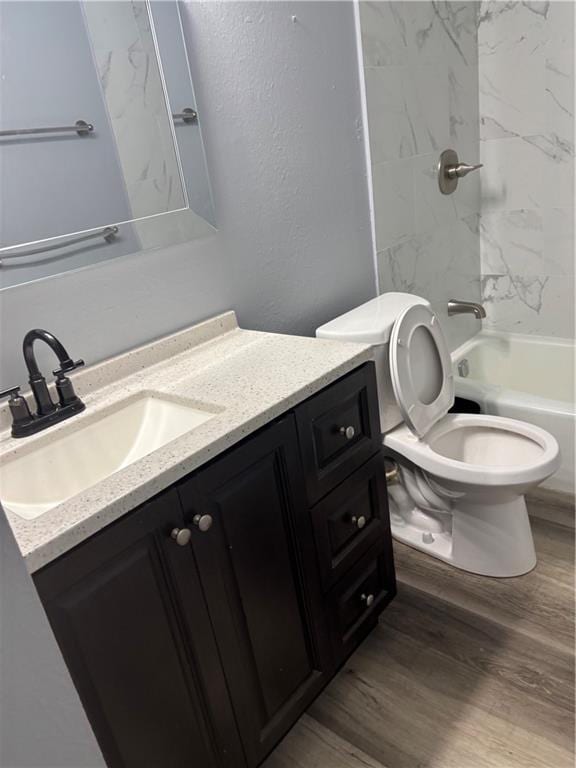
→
(451, 330, 575, 415)
(453, 328, 575, 355)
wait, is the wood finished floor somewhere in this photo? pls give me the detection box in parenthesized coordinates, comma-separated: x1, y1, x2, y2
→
(264, 497, 575, 768)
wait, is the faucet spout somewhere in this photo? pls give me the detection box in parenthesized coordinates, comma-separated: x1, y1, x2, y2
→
(22, 329, 84, 419)
(1, 330, 85, 437)
(23, 329, 76, 381)
(447, 300, 486, 319)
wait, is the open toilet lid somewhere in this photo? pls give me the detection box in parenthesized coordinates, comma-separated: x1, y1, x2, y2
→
(389, 303, 455, 438)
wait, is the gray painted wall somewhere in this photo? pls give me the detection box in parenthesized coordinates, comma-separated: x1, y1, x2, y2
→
(0, 508, 105, 768)
(0, 2, 374, 761)
(0, 0, 375, 389)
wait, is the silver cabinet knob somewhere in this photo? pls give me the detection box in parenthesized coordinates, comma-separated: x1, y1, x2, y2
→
(193, 514, 213, 532)
(360, 593, 375, 607)
(171, 527, 192, 546)
(339, 425, 355, 440)
(351, 515, 367, 530)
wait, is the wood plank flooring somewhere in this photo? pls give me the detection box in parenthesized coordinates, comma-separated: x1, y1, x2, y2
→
(264, 496, 575, 768)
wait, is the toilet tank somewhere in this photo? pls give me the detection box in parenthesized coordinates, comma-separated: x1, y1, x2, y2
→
(316, 293, 430, 433)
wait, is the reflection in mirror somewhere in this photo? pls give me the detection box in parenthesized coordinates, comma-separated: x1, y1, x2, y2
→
(83, 0, 187, 221)
(150, 1, 215, 228)
(0, 0, 215, 289)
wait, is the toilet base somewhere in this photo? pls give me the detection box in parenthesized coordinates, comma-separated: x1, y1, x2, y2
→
(390, 494, 537, 578)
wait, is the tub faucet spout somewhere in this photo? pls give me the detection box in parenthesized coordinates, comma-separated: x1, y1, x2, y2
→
(447, 300, 486, 319)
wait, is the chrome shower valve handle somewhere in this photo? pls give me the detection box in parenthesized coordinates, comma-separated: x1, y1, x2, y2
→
(445, 161, 483, 179)
(438, 149, 482, 195)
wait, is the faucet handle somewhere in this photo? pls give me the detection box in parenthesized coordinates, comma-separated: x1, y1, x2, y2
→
(0, 386, 22, 401)
(0, 386, 33, 431)
(52, 361, 85, 409)
(438, 149, 483, 195)
(52, 359, 85, 378)
(445, 162, 483, 179)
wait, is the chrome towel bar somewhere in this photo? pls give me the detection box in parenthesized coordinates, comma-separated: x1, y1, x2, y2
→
(1, 110, 197, 137)
(0, 119, 94, 138)
(0, 226, 119, 266)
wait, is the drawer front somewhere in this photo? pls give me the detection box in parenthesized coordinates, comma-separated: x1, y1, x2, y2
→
(328, 538, 396, 664)
(312, 454, 389, 591)
(295, 363, 381, 504)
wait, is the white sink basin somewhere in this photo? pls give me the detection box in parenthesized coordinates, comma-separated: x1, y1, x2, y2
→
(0, 393, 218, 521)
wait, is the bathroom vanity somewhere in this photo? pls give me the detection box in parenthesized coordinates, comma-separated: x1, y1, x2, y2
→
(0, 313, 396, 768)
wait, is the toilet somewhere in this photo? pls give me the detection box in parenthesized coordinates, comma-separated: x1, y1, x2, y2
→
(316, 293, 560, 577)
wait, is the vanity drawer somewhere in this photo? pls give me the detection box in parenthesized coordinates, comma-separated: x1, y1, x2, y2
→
(328, 538, 396, 664)
(295, 363, 381, 504)
(312, 454, 389, 591)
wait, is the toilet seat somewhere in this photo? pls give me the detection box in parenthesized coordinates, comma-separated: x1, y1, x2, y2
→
(385, 304, 559, 487)
(389, 303, 454, 438)
(385, 414, 560, 487)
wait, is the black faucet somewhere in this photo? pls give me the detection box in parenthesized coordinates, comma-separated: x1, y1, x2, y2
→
(0, 330, 85, 437)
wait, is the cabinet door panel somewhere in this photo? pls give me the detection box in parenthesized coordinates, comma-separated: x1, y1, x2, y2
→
(178, 417, 331, 766)
(35, 490, 244, 768)
(215, 452, 313, 716)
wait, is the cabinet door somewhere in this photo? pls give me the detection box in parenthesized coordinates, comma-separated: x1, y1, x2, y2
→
(34, 489, 245, 768)
(178, 417, 331, 767)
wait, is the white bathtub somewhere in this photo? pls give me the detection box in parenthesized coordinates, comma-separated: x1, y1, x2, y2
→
(452, 331, 575, 495)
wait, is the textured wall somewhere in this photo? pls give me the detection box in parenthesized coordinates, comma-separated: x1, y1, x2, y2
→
(0, 507, 105, 767)
(0, 1, 375, 390)
(359, 1, 482, 351)
(478, 0, 575, 338)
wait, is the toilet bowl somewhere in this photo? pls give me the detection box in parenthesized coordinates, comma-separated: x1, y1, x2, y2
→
(386, 414, 559, 576)
(317, 293, 561, 577)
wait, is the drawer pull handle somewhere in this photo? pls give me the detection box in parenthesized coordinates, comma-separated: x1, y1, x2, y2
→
(360, 592, 374, 607)
(171, 528, 192, 546)
(193, 514, 213, 532)
(351, 515, 367, 530)
(339, 425, 355, 440)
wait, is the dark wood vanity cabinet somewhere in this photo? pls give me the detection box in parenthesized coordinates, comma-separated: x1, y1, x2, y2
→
(33, 489, 245, 768)
(177, 416, 332, 766)
(34, 363, 396, 768)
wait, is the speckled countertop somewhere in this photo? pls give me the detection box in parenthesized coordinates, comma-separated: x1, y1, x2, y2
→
(0, 312, 373, 573)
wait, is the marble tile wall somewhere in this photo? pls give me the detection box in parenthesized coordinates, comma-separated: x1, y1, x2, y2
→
(359, 1, 482, 351)
(478, 0, 575, 338)
(83, 1, 186, 221)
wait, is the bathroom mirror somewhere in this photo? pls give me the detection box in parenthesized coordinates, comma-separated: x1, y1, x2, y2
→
(0, 0, 215, 289)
